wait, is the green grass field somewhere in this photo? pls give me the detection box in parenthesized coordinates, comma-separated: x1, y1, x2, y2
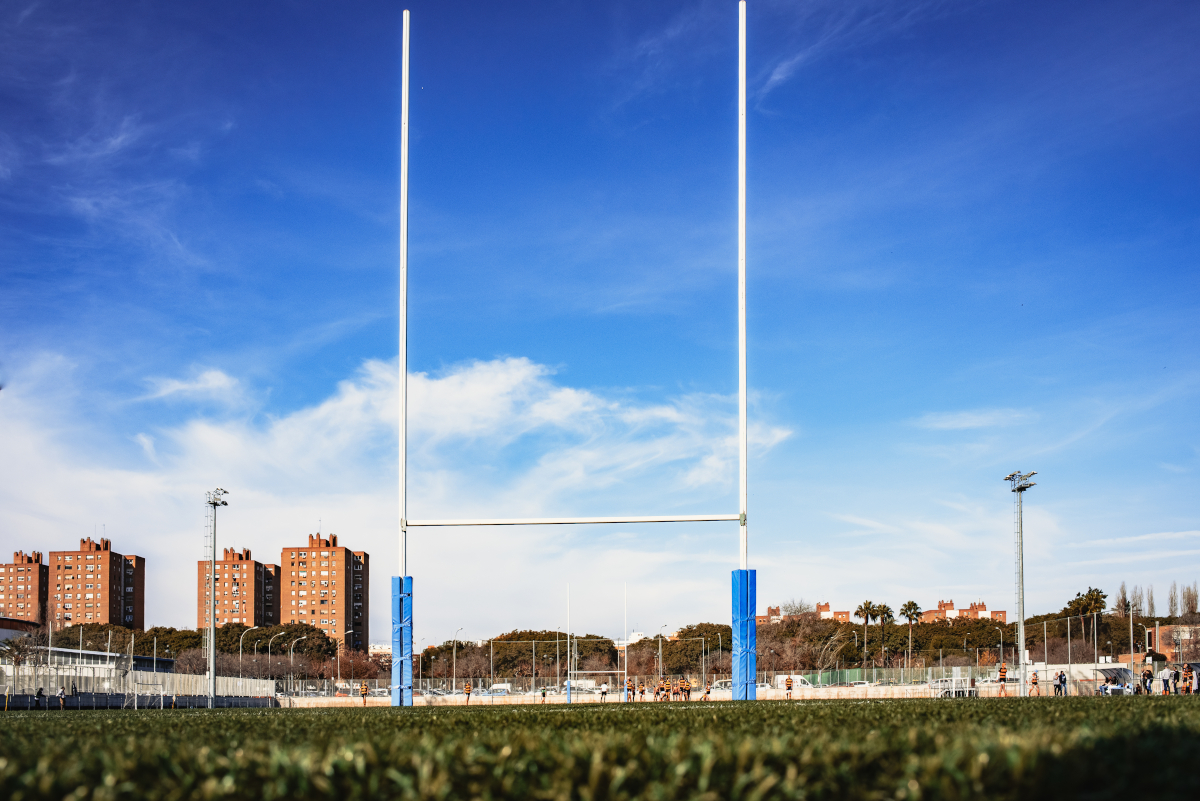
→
(1, 698, 1197, 800)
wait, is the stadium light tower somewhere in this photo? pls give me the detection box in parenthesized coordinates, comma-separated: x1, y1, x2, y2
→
(205, 488, 228, 709)
(392, 1, 756, 707)
(1005, 470, 1036, 697)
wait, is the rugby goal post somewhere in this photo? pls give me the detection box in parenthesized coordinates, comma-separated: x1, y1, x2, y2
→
(392, 1, 756, 707)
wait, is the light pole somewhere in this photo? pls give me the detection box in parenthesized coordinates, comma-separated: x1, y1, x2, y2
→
(290, 636, 308, 696)
(659, 625, 667, 677)
(1005, 470, 1036, 697)
(452, 627, 463, 692)
(267, 632, 285, 682)
(239, 626, 259, 679)
(205, 488, 229, 708)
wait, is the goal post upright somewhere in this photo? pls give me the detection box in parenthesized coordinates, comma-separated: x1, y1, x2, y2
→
(730, 0, 757, 703)
(393, 7, 413, 709)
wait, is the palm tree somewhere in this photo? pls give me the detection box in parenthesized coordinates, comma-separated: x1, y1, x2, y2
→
(874, 605, 894, 667)
(899, 601, 921, 667)
(854, 601, 874, 666)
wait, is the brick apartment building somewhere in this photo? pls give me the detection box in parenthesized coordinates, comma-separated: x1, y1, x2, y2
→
(0, 551, 49, 625)
(817, 602, 851, 623)
(281, 534, 368, 651)
(920, 599, 1006, 624)
(196, 548, 281, 629)
(47, 538, 145, 630)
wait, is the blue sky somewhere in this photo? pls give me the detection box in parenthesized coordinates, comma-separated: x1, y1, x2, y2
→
(2, 0, 1198, 644)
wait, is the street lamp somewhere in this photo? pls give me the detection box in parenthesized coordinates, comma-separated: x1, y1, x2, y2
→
(239, 626, 259, 679)
(659, 625, 667, 677)
(267, 632, 285, 680)
(1005, 470, 1036, 697)
(452, 627, 463, 692)
(204, 488, 229, 708)
(290, 636, 308, 696)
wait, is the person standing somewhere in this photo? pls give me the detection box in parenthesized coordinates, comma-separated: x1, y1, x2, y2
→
(1030, 672, 1039, 696)
(1159, 665, 1171, 696)
(785, 676, 794, 700)
(463, 681, 472, 705)
(702, 680, 711, 701)
(1061, 670, 1069, 697)
(57, 687, 65, 711)
(1172, 667, 1180, 695)
(998, 662, 1008, 697)
(599, 682, 608, 702)
(638, 681, 646, 702)
(359, 681, 368, 706)
(626, 677, 634, 702)
(540, 685, 547, 704)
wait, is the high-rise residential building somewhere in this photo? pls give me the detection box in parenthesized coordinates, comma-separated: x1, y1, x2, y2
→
(48, 538, 145, 630)
(0, 551, 49, 625)
(196, 548, 281, 629)
(123, 555, 146, 630)
(281, 534, 369, 651)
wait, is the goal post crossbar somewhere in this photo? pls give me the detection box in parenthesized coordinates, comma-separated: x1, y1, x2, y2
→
(405, 514, 740, 528)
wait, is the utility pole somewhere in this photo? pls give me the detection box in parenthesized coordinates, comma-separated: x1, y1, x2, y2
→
(1005, 471, 1036, 697)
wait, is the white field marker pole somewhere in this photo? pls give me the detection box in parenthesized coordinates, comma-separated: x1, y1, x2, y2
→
(737, 0, 748, 571)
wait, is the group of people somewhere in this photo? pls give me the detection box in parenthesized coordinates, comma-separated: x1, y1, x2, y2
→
(1139, 664, 1196, 695)
(619, 677, 711, 702)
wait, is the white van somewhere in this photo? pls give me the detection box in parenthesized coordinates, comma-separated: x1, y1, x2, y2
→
(772, 675, 815, 690)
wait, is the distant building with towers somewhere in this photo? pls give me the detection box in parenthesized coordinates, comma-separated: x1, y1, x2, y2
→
(196, 548, 280, 629)
(281, 534, 369, 651)
(47, 538, 145, 630)
(1, 551, 49, 625)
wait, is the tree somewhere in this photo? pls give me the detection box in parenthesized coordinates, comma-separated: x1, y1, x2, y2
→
(780, 598, 814, 616)
(1064, 588, 1107, 643)
(900, 601, 921, 661)
(854, 600, 874, 664)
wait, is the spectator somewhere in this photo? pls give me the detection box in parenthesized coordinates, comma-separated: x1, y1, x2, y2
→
(34, 688, 44, 709)
(1172, 667, 1180, 695)
(1158, 665, 1172, 695)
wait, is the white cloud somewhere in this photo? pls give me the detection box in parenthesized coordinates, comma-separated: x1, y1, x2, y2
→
(0, 354, 790, 642)
(913, 408, 1035, 430)
(143, 369, 241, 403)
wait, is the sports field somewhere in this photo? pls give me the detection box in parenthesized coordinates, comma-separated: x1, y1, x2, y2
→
(1, 698, 1197, 799)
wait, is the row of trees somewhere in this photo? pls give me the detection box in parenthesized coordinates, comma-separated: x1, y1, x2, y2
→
(1113, 581, 1200, 619)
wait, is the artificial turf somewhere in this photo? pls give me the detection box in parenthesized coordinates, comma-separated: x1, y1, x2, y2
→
(1, 697, 1197, 799)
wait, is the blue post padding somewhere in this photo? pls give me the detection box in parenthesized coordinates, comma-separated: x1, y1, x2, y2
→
(732, 569, 757, 701)
(391, 576, 413, 707)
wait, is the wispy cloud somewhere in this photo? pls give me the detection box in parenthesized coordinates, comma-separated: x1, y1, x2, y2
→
(755, 0, 965, 101)
(142, 369, 241, 403)
(914, 408, 1036, 430)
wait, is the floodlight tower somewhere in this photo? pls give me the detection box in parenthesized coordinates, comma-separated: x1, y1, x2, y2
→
(1005, 470, 1036, 697)
(205, 488, 228, 708)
